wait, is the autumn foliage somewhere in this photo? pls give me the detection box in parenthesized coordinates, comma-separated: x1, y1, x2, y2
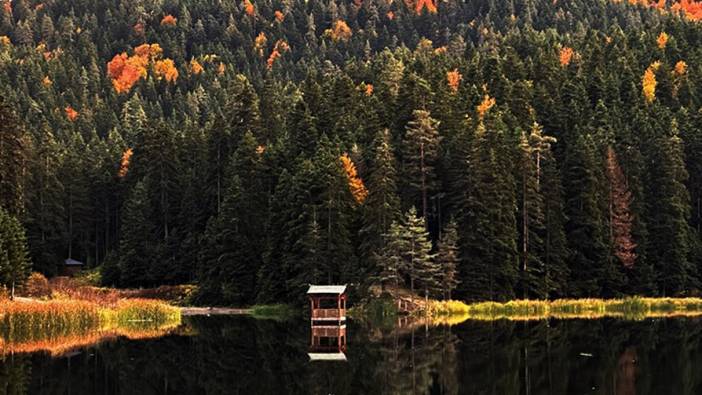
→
(107, 44, 176, 93)
(340, 154, 368, 204)
(674, 60, 688, 75)
(274, 10, 285, 22)
(642, 62, 658, 103)
(155, 59, 179, 82)
(477, 95, 496, 119)
(243, 0, 255, 16)
(107, 53, 146, 93)
(190, 58, 204, 75)
(446, 69, 462, 93)
(254, 32, 267, 56)
(65, 106, 79, 121)
(326, 20, 353, 42)
(119, 148, 133, 179)
(670, 0, 702, 21)
(657, 32, 669, 48)
(410, 0, 438, 14)
(266, 40, 289, 69)
(559, 46, 574, 67)
(606, 147, 637, 269)
(161, 14, 177, 26)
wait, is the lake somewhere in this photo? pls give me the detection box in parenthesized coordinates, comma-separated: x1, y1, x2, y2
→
(2, 315, 702, 394)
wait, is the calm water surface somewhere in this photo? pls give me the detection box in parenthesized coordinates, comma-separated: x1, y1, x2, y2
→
(3, 315, 702, 394)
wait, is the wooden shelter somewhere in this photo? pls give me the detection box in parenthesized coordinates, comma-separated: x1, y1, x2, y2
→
(308, 324, 347, 362)
(307, 285, 347, 324)
(307, 285, 348, 362)
(62, 258, 84, 276)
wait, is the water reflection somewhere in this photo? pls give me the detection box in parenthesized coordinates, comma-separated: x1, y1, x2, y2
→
(308, 324, 347, 361)
(0, 316, 701, 394)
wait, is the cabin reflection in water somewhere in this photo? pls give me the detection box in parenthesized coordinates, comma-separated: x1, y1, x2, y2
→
(307, 285, 348, 362)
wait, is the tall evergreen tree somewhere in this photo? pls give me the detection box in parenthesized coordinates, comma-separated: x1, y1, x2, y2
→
(360, 129, 401, 275)
(647, 120, 696, 295)
(0, 207, 32, 299)
(118, 181, 155, 287)
(436, 219, 460, 300)
(562, 131, 611, 297)
(401, 207, 438, 300)
(458, 116, 519, 301)
(402, 109, 441, 222)
(0, 99, 29, 216)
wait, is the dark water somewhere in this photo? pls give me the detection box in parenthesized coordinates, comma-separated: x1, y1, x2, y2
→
(3, 315, 702, 394)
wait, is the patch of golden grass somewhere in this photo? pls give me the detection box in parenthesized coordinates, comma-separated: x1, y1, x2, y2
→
(0, 298, 181, 356)
(425, 297, 702, 323)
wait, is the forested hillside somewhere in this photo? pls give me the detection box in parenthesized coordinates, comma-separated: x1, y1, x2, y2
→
(1, 0, 702, 305)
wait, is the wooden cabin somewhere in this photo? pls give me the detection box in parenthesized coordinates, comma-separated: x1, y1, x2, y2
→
(307, 285, 347, 324)
(62, 258, 84, 276)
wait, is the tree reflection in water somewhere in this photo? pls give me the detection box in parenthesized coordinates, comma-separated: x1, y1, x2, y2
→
(0, 316, 701, 394)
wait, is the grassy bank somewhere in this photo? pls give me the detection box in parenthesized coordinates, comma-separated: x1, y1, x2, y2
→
(250, 304, 297, 320)
(426, 297, 702, 321)
(0, 298, 181, 354)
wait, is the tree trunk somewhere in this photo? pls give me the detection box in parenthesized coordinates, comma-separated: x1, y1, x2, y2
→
(420, 142, 428, 224)
(522, 165, 528, 299)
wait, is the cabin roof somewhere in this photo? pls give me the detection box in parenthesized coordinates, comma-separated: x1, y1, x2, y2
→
(307, 285, 347, 295)
(64, 258, 84, 266)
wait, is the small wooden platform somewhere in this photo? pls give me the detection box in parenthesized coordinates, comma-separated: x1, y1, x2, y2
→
(180, 307, 252, 316)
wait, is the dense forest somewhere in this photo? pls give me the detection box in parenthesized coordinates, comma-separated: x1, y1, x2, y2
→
(1, 0, 702, 305)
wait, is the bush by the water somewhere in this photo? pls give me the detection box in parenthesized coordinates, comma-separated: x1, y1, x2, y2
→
(23, 272, 51, 299)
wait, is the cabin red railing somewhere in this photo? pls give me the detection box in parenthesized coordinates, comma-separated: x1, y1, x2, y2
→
(311, 308, 346, 319)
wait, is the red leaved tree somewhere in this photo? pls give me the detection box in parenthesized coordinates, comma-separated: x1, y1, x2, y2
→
(606, 146, 637, 269)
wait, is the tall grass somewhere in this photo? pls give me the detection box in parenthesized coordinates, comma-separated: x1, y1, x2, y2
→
(426, 297, 702, 321)
(0, 300, 99, 342)
(100, 299, 181, 328)
(0, 298, 181, 356)
(48, 277, 196, 306)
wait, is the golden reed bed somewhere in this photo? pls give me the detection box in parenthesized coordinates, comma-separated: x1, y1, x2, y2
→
(0, 298, 181, 356)
(424, 297, 702, 324)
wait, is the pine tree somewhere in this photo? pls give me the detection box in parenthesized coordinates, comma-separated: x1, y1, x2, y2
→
(648, 120, 696, 295)
(401, 207, 438, 300)
(0, 207, 32, 299)
(403, 109, 441, 222)
(458, 117, 519, 302)
(24, 127, 65, 276)
(436, 219, 460, 300)
(59, 133, 92, 264)
(0, 99, 29, 216)
(197, 131, 266, 305)
(563, 132, 610, 297)
(360, 129, 401, 276)
(540, 146, 570, 298)
(118, 181, 155, 287)
(375, 221, 405, 289)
